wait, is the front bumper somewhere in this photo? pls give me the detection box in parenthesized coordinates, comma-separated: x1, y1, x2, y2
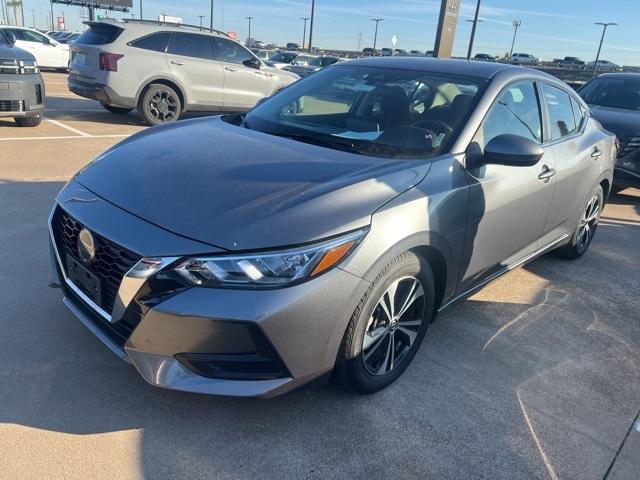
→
(49, 182, 369, 397)
(0, 72, 44, 118)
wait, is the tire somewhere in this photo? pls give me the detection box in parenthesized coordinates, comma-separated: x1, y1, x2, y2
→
(558, 185, 604, 260)
(101, 103, 133, 115)
(137, 84, 182, 126)
(335, 251, 435, 394)
(14, 116, 42, 127)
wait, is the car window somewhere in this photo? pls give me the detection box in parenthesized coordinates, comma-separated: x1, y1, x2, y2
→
(75, 23, 123, 45)
(570, 96, 587, 131)
(167, 32, 215, 60)
(214, 38, 254, 65)
(14, 29, 47, 43)
(541, 84, 577, 140)
(474, 82, 542, 148)
(579, 77, 640, 110)
(129, 32, 171, 53)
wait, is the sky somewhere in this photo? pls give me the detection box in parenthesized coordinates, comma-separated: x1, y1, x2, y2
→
(4, 0, 640, 65)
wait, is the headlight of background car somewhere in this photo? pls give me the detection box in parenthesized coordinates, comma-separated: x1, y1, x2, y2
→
(174, 229, 366, 288)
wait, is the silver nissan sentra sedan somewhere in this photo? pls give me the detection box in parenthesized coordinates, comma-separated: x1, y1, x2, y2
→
(49, 57, 615, 397)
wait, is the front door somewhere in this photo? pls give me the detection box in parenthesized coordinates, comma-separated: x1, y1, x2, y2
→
(459, 81, 557, 290)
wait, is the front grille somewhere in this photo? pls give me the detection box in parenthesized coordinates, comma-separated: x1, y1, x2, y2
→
(619, 137, 640, 158)
(0, 100, 24, 112)
(51, 207, 142, 315)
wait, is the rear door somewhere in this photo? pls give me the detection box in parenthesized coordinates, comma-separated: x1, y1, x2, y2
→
(166, 32, 224, 109)
(212, 37, 270, 110)
(539, 84, 604, 244)
(460, 81, 557, 290)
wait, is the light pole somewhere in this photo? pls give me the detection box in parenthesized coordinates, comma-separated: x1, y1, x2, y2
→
(466, 18, 483, 59)
(198, 15, 204, 28)
(209, 0, 214, 30)
(466, 0, 481, 60)
(509, 19, 521, 62)
(49, 0, 54, 30)
(139, 0, 143, 20)
(592, 22, 617, 77)
(301, 17, 309, 50)
(31, 8, 35, 28)
(371, 18, 383, 55)
(307, 0, 315, 53)
(245, 16, 253, 47)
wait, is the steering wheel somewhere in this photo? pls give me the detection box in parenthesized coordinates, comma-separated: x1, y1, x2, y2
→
(413, 118, 453, 136)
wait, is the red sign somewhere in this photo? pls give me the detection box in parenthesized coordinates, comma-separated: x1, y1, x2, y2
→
(227, 31, 237, 40)
(57, 16, 65, 30)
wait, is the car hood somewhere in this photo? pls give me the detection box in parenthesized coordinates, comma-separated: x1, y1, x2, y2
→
(0, 44, 35, 62)
(589, 105, 640, 137)
(76, 117, 430, 251)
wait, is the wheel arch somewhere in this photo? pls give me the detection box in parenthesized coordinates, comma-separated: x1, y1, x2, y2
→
(136, 77, 187, 111)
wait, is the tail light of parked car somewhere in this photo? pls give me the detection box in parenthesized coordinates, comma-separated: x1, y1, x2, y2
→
(99, 53, 124, 72)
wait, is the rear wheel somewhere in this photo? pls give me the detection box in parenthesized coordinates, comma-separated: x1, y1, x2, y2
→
(558, 185, 603, 259)
(101, 103, 133, 114)
(138, 84, 182, 126)
(14, 116, 42, 127)
(335, 252, 435, 394)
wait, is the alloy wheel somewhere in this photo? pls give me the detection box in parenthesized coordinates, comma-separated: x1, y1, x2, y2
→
(148, 90, 179, 122)
(577, 194, 601, 249)
(362, 276, 426, 376)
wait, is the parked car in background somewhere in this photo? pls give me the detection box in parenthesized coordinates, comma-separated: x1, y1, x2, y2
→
(579, 73, 640, 192)
(67, 19, 298, 125)
(57, 33, 81, 44)
(586, 60, 621, 73)
(265, 50, 299, 68)
(286, 42, 300, 50)
(362, 47, 375, 56)
(0, 30, 45, 127)
(553, 56, 586, 68)
(409, 50, 423, 56)
(252, 48, 276, 61)
(473, 53, 496, 62)
(0, 26, 69, 70)
(49, 58, 614, 398)
(511, 53, 539, 65)
(425, 50, 434, 57)
(283, 55, 342, 77)
(381, 47, 393, 56)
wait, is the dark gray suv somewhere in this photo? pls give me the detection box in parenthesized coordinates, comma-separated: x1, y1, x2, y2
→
(49, 58, 615, 397)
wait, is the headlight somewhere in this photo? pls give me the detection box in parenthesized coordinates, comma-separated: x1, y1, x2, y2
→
(174, 229, 366, 288)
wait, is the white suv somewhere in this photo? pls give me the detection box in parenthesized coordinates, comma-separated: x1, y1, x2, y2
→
(0, 26, 69, 69)
(511, 53, 539, 65)
(68, 19, 299, 125)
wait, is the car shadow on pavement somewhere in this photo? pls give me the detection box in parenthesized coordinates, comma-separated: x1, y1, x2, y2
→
(1, 179, 639, 479)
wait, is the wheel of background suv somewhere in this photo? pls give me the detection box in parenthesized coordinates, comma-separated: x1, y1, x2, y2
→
(138, 84, 182, 126)
(558, 184, 604, 260)
(335, 252, 435, 394)
(101, 103, 133, 115)
(14, 116, 42, 127)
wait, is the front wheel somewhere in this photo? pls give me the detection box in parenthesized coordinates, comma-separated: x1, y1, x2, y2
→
(558, 185, 603, 259)
(14, 116, 42, 127)
(335, 252, 435, 394)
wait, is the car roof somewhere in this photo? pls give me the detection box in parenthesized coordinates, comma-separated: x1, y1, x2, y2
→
(91, 18, 230, 38)
(597, 72, 640, 79)
(335, 56, 544, 80)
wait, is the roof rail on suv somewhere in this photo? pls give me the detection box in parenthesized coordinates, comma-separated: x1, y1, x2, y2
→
(119, 18, 230, 38)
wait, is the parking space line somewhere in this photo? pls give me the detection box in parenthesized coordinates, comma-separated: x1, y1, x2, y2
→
(45, 118, 91, 137)
(0, 134, 130, 141)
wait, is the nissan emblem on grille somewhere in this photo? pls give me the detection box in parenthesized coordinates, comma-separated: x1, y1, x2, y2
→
(77, 228, 96, 265)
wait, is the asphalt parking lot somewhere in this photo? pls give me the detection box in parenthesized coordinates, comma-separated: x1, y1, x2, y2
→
(1, 72, 639, 479)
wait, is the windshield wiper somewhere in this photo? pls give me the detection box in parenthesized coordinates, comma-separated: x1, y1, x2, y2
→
(267, 130, 368, 155)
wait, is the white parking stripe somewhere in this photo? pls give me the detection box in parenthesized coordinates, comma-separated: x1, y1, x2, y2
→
(45, 118, 91, 137)
(0, 134, 130, 141)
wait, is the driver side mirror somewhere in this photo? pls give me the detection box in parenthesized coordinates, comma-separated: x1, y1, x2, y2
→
(243, 58, 261, 69)
(468, 134, 544, 169)
(4, 31, 16, 47)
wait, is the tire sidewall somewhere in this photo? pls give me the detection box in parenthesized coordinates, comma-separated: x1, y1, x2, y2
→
(572, 185, 604, 256)
(139, 85, 181, 126)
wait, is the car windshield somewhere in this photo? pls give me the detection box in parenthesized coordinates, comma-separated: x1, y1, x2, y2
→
(272, 52, 297, 63)
(580, 77, 640, 110)
(245, 65, 484, 159)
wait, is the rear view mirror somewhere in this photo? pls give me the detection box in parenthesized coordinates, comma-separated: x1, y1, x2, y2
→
(4, 31, 16, 47)
(482, 134, 544, 167)
(243, 58, 261, 69)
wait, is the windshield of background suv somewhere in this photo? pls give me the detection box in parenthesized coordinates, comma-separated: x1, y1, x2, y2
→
(579, 77, 640, 110)
(245, 65, 484, 159)
(271, 52, 297, 63)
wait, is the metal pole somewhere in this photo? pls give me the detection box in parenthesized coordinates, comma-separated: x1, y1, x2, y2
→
(466, 0, 481, 60)
(509, 19, 521, 62)
(307, 0, 315, 53)
(245, 16, 253, 46)
(592, 22, 617, 77)
(50, 0, 54, 30)
(301, 17, 309, 50)
(372, 18, 382, 55)
(20, 2, 25, 27)
(209, 0, 213, 30)
(31, 8, 35, 27)
(139, 0, 142, 20)
(198, 15, 204, 28)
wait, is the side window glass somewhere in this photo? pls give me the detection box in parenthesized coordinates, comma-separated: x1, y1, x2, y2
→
(474, 82, 542, 148)
(570, 96, 586, 131)
(542, 84, 577, 140)
(214, 38, 254, 65)
(22, 30, 46, 43)
(167, 33, 215, 60)
(129, 32, 171, 53)
(11, 29, 26, 41)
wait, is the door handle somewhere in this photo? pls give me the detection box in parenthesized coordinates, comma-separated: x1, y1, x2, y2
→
(591, 147, 602, 159)
(225, 66, 237, 72)
(170, 60, 184, 66)
(538, 165, 556, 181)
